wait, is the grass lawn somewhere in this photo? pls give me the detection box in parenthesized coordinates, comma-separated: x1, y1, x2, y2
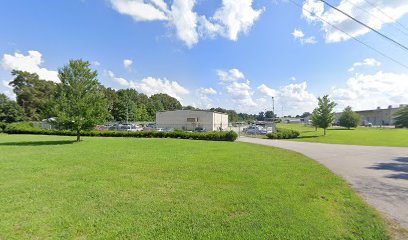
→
(278, 123, 408, 147)
(0, 134, 390, 239)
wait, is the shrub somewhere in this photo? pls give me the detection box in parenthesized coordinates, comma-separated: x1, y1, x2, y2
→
(0, 122, 8, 133)
(266, 128, 300, 139)
(4, 123, 238, 142)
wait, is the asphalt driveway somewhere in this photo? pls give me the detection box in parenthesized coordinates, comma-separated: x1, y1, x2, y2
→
(238, 137, 408, 229)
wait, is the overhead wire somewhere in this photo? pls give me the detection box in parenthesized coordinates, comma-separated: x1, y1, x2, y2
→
(317, 0, 408, 53)
(288, 0, 408, 70)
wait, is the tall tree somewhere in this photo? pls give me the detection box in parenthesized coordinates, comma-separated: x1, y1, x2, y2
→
(0, 93, 24, 123)
(338, 106, 361, 129)
(264, 111, 276, 120)
(55, 59, 110, 142)
(394, 105, 408, 128)
(150, 93, 182, 111)
(311, 95, 337, 136)
(9, 70, 56, 120)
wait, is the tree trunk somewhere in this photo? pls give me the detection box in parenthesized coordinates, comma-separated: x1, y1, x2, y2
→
(324, 128, 327, 136)
(76, 129, 81, 142)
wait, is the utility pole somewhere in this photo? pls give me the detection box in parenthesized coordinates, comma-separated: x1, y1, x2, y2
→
(272, 97, 275, 121)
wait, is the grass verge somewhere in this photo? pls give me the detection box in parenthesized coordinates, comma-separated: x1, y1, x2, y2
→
(0, 134, 390, 239)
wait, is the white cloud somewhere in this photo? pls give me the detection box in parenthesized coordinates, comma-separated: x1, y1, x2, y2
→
(292, 28, 317, 45)
(92, 61, 101, 66)
(217, 68, 245, 81)
(1, 50, 59, 83)
(257, 82, 317, 115)
(211, 0, 264, 41)
(1, 80, 15, 99)
(195, 87, 218, 108)
(110, 0, 168, 21)
(302, 0, 408, 43)
(197, 87, 217, 95)
(348, 58, 381, 72)
(123, 59, 133, 70)
(331, 71, 408, 110)
(107, 70, 190, 102)
(110, 0, 263, 47)
(292, 29, 305, 39)
(258, 84, 278, 97)
(170, 0, 199, 48)
(225, 81, 256, 108)
(107, 70, 130, 86)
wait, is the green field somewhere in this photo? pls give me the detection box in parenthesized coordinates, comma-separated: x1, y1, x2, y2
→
(278, 124, 408, 147)
(0, 134, 389, 239)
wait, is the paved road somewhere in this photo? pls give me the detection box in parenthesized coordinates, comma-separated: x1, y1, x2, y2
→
(238, 137, 408, 229)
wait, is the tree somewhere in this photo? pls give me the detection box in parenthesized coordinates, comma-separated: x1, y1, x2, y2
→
(394, 105, 408, 128)
(55, 59, 110, 142)
(338, 106, 361, 129)
(9, 70, 56, 120)
(311, 95, 337, 136)
(0, 93, 24, 123)
(301, 112, 311, 118)
(257, 112, 265, 121)
(264, 111, 276, 120)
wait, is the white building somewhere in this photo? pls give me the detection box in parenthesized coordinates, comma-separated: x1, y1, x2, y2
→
(156, 110, 229, 131)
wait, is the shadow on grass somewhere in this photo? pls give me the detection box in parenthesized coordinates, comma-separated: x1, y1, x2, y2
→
(327, 128, 355, 131)
(296, 135, 320, 139)
(368, 157, 408, 180)
(0, 140, 76, 146)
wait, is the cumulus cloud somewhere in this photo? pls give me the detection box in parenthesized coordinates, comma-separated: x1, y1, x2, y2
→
(225, 81, 256, 108)
(110, 0, 168, 21)
(195, 87, 218, 108)
(217, 68, 245, 81)
(170, 0, 199, 48)
(110, 0, 263, 47)
(291, 28, 317, 45)
(1, 50, 59, 82)
(331, 71, 408, 110)
(107, 70, 190, 102)
(123, 59, 133, 70)
(1, 80, 15, 99)
(211, 0, 263, 41)
(347, 58, 381, 72)
(302, 0, 408, 43)
(257, 82, 317, 115)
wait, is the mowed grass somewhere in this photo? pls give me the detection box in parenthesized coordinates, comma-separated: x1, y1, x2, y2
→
(278, 123, 408, 147)
(0, 134, 389, 239)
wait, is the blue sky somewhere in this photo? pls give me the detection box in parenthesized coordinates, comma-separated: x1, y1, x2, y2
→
(1, 0, 408, 115)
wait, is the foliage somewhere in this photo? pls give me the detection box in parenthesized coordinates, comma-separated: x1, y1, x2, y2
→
(0, 93, 25, 123)
(338, 106, 361, 129)
(394, 105, 408, 128)
(266, 128, 300, 139)
(4, 122, 238, 141)
(277, 123, 408, 147)
(0, 134, 390, 239)
(55, 59, 111, 141)
(9, 70, 57, 120)
(311, 95, 337, 136)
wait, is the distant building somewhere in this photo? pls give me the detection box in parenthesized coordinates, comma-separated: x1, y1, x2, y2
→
(156, 110, 229, 131)
(335, 104, 406, 126)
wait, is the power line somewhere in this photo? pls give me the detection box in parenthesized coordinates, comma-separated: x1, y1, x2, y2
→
(317, 0, 408, 53)
(288, 0, 408, 70)
(361, 0, 408, 34)
(343, 0, 408, 38)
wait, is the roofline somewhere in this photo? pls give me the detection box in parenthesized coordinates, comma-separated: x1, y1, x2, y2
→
(156, 110, 229, 115)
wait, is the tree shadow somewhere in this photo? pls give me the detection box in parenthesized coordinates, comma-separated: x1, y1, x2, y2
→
(327, 128, 355, 131)
(0, 140, 76, 146)
(296, 135, 320, 139)
(368, 157, 408, 180)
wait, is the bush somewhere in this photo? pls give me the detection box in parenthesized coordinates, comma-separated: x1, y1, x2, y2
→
(266, 128, 300, 139)
(4, 122, 238, 142)
(0, 122, 8, 133)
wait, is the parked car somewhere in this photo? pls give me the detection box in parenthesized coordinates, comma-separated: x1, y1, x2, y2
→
(194, 127, 207, 132)
(156, 128, 164, 132)
(163, 128, 175, 132)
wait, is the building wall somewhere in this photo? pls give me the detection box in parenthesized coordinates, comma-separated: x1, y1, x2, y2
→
(335, 105, 405, 125)
(156, 110, 228, 131)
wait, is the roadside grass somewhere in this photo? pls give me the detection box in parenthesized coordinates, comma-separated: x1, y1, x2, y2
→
(277, 123, 408, 147)
(0, 134, 390, 239)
